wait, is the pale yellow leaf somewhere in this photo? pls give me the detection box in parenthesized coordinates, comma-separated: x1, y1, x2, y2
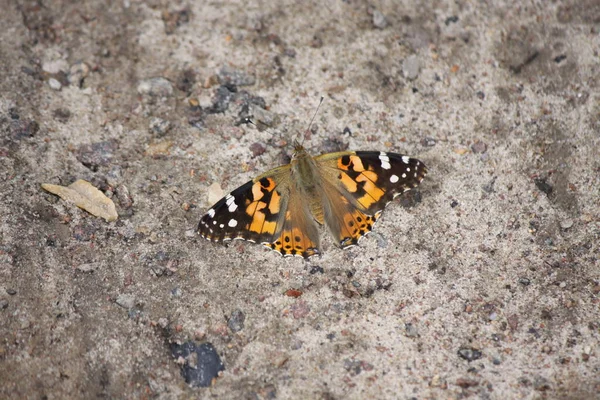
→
(41, 179, 118, 222)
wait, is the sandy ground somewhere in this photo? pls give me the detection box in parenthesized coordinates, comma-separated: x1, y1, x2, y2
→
(1, 0, 599, 398)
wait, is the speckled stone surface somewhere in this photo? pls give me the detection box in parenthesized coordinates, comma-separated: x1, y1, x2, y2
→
(1, 1, 598, 398)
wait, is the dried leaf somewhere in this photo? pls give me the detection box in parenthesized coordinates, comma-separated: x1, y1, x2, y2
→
(42, 179, 118, 222)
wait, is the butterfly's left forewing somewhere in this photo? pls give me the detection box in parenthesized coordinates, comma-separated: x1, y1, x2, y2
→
(198, 166, 290, 243)
(198, 165, 321, 258)
(315, 151, 427, 247)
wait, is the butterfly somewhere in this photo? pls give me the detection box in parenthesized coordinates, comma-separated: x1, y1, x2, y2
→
(197, 143, 427, 259)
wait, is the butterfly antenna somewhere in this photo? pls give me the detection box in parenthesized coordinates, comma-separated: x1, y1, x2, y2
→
(299, 96, 324, 147)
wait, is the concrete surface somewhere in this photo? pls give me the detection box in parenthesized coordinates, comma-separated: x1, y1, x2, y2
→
(1, 0, 599, 398)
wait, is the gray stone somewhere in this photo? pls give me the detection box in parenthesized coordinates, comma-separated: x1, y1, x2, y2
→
(137, 77, 174, 97)
(403, 55, 420, 80)
(48, 78, 62, 90)
(116, 294, 136, 309)
(372, 10, 388, 29)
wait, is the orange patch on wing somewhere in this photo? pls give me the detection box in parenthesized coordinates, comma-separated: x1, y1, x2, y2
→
(355, 173, 385, 208)
(270, 227, 318, 257)
(268, 190, 281, 214)
(251, 182, 265, 201)
(248, 202, 267, 232)
(360, 170, 378, 182)
(349, 156, 366, 172)
(246, 199, 268, 216)
(337, 155, 365, 172)
(339, 171, 358, 192)
(262, 220, 277, 235)
(339, 210, 376, 247)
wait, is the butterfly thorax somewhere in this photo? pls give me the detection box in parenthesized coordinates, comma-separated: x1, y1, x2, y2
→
(290, 145, 325, 224)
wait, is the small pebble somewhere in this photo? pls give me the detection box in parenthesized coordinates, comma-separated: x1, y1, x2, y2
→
(116, 294, 136, 309)
(76, 263, 99, 272)
(471, 141, 488, 154)
(482, 177, 496, 193)
(6, 289, 16, 295)
(310, 266, 324, 274)
(344, 359, 363, 376)
(445, 16, 459, 25)
(403, 55, 420, 80)
(209, 85, 235, 113)
(158, 318, 168, 328)
(372, 9, 388, 29)
(507, 314, 519, 331)
(404, 323, 419, 337)
(534, 178, 553, 196)
(48, 78, 62, 90)
(115, 184, 133, 209)
(106, 166, 123, 187)
(218, 66, 255, 87)
(76, 140, 119, 171)
(137, 77, 174, 97)
(171, 341, 225, 387)
(249, 142, 266, 157)
(533, 376, 551, 391)
(42, 59, 69, 74)
(421, 137, 436, 147)
(290, 300, 310, 319)
(227, 309, 245, 332)
(0, 299, 8, 309)
(456, 378, 479, 388)
(68, 62, 90, 87)
(176, 68, 196, 93)
(518, 277, 531, 286)
(149, 117, 171, 136)
(560, 219, 573, 230)
(53, 108, 71, 122)
(457, 347, 482, 361)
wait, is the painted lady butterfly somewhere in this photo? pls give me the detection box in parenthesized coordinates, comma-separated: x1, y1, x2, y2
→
(198, 142, 427, 258)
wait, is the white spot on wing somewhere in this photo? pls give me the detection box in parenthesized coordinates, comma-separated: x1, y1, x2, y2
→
(379, 152, 391, 170)
(228, 219, 238, 228)
(390, 174, 399, 183)
(207, 208, 215, 218)
(402, 156, 410, 164)
(225, 194, 238, 212)
(219, 224, 224, 228)
(402, 173, 406, 178)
